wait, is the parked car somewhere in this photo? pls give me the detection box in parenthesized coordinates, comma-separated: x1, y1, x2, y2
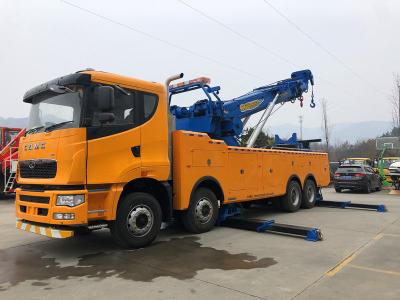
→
(329, 162, 340, 182)
(333, 164, 382, 193)
(379, 157, 400, 183)
(388, 161, 400, 189)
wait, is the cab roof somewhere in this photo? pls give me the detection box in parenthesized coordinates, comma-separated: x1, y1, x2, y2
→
(82, 70, 165, 93)
(23, 69, 165, 103)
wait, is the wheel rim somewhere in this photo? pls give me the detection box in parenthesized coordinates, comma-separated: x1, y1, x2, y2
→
(126, 204, 154, 237)
(306, 185, 315, 203)
(290, 187, 300, 206)
(195, 197, 213, 224)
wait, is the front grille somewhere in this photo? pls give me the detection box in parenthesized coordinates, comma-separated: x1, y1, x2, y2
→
(20, 195, 50, 204)
(19, 160, 57, 179)
(20, 184, 85, 191)
(37, 208, 48, 216)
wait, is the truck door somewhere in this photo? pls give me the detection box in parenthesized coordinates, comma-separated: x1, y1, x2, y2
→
(86, 86, 142, 184)
(86, 86, 165, 185)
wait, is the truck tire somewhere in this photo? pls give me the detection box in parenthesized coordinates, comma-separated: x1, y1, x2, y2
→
(301, 179, 317, 209)
(182, 187, 219, 233)
(110, 192, 162, 248)
(281, 180, 302, 212)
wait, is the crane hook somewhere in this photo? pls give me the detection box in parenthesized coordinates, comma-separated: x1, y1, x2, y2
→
(298, 96, 304, 108)
(310, 86, 316, 108)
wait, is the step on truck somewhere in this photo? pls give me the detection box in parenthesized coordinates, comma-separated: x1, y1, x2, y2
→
(15, 69, 330, 248)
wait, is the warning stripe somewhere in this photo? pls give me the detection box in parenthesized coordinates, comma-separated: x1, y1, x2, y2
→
(16, 221, 74, 239)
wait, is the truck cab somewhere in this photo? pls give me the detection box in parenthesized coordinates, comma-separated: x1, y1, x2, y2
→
(16, 70, 171, 245)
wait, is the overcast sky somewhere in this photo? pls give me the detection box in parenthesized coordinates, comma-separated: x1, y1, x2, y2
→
(1, 0, 399, 130)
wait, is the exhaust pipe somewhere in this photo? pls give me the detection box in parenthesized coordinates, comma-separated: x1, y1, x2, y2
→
(165, 73, 184, 101)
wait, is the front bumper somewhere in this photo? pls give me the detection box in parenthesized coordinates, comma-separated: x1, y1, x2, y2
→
(15, 188, 89, 226)
(16, 220, 74, 238)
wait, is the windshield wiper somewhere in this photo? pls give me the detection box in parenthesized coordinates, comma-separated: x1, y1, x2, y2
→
(26, 126, 45, 135)
(44, 121, 74, 132)
(113, 85, 131, 96)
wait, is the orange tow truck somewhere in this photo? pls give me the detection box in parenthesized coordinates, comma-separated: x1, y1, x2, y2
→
(15, 69, 329, 247)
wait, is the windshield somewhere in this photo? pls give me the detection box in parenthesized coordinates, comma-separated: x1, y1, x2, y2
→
(28, 87, 83, 132)
(337, 166, 362, 173)
(383, 159, 399, 168)
(5, 130, 19, 145)
(342, 159, 370, 166)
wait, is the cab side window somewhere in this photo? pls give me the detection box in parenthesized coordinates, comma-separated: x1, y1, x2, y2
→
(86, 86, 158, 139)
(88, 89, 135, 127)
(139, 92, 158, 121)
(113, 92, 136, 125)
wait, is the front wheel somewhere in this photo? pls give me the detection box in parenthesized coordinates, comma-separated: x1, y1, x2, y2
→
(301, 179, 317, 209)
(182, 188, 219, 233)
(281, 180, 302, 212)
(110, 192, 162, 248)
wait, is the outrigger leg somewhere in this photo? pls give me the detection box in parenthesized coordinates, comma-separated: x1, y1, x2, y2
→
(217, 205, 323, 242)
(315, 189, 387, 212)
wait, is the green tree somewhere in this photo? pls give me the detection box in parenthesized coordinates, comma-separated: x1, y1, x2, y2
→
(239, 127, 274, 148)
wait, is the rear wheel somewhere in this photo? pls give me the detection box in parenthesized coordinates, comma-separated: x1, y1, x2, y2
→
(301, 179, 317, 209)
(364, 182, 371, 194)
(281, 180, 302, 212)
(182, 188, 219, 233)
(376, 182, 382, 191)
(110, 192, 162, 248)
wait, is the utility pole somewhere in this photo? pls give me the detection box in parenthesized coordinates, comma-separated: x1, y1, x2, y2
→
(299, 115, 303, 140)
(398, 83, 400, 130)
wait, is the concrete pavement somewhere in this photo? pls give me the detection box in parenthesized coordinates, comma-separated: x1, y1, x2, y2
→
(0, 188, 399, 300)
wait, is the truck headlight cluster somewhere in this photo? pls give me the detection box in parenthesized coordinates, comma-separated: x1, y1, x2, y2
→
(53, 213, 75, 220)
(56, 195, 85, 207)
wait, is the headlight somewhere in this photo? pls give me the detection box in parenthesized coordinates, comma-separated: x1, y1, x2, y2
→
(56, 195, 85, 207)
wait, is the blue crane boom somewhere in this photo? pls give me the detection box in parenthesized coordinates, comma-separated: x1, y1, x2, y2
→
(169, 70, 315, 146)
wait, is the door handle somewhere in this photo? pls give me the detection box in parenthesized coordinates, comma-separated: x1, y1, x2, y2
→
(131, 146, 141, 157)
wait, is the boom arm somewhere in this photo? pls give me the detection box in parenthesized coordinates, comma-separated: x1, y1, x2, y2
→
(169, 70, 314, 146)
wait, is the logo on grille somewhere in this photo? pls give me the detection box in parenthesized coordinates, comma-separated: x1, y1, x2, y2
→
(28, 161, 36, 169)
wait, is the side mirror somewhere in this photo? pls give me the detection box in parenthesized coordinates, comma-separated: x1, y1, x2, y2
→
(98, 112, 115, 124)
(95, 86, 115, 124)
(95, 86, 115, 111)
